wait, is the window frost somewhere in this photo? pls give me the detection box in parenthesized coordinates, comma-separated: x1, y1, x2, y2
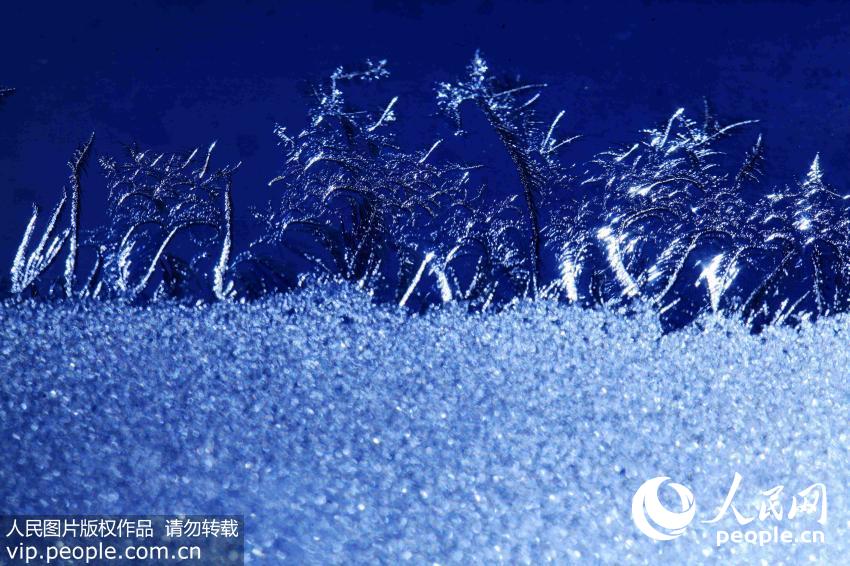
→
(5, 56, 849, 330)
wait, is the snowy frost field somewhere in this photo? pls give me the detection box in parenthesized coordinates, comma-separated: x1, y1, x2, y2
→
(1, 283, 847, 564)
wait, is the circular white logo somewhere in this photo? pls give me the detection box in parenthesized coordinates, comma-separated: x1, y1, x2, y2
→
(631, 476, 697, 541)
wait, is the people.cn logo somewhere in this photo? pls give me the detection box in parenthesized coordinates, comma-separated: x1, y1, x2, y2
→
(631, 476, 697, 541)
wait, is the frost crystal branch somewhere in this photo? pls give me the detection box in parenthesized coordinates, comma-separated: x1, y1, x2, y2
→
(438, 52, 576, 295)
(255, 60, 477, 306)
(96, 142, 238, 300)
(6, 57, 850, 331)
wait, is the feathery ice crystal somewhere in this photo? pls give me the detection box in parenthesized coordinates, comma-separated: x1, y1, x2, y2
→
(5, 55, 850, 331)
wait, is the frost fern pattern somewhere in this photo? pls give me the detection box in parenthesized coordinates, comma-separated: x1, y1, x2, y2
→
(5, 55, 849, 330)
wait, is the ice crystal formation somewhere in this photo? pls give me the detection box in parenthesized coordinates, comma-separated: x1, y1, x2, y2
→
(94, 143, 238, 301)
(242, 59, 481, 306)
(3, 56, 849, 565)
(1, 284, 847, 563)
(437, 52, 577, 295)
(6, 54, 850, 330)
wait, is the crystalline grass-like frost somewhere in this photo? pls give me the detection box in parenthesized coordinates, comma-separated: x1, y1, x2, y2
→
(8, 54, 850, 330)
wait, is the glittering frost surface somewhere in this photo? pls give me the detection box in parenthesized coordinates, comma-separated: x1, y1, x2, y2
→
(1, 284, 847, 563)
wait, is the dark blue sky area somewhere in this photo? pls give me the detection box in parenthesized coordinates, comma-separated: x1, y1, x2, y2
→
(2, 1, 850, 263)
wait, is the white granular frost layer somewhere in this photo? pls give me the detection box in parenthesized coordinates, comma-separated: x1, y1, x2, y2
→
(1, 284, 847, 564)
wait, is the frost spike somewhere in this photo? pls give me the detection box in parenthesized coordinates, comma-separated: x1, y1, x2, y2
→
(713, 119, 759, 138)
(734, 134, 764, 188)
(597, 226, 639, 298)
(182, 147, 200, 168)
(541, 110, 566, 154)
(367, 96, 398, 132)
(65, 132, 95, 298)
(559, 246, 583, 303)
(130, 226, 182, 299)
(399, 252, 435, 307)
(213, 181, 234, 301)
(431, 264, 453, 303)
(654, 108, 684, 148)
(614, 143, 639, 163)
(10, 204, 39, 294)
(419, 140, 442, 164)
(697, 254, 727, 313)
(28, 193, 67, 274)
(13, 192, 68, 295)
(200, 141, 217, 179)
(805, 154, 823, 186)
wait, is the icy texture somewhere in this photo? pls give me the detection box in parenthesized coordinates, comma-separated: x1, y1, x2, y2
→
(9, 55, 850, 330)
(1, 284, 847, 563)
(247, 60, 479, 305)
(95, 143, 238, 301)
(437, 52, 576, 294)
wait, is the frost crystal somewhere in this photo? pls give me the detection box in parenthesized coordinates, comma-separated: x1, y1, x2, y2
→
(1, 285, 847, 562)
(6, 57, 850, 330)
(437, 51, 577, 294)
(580, 106, 762, 326)
(244, 60, 478, 307)
(96, 143, 238, 300)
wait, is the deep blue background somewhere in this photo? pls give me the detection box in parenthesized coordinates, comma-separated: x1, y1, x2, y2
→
(2, 0, 849, 267)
